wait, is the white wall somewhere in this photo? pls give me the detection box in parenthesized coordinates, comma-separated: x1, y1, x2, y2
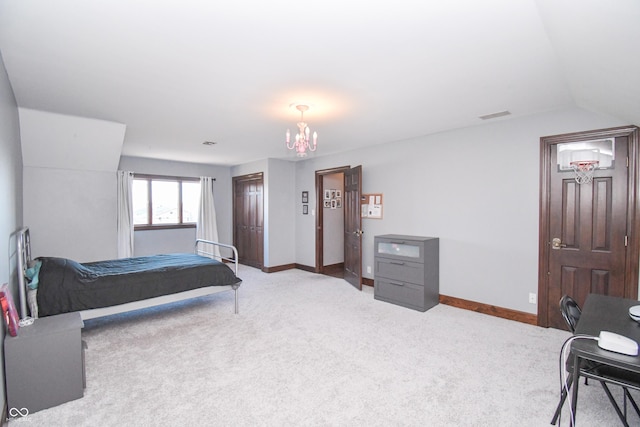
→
(118, 156, 233, 255)
(294, 107, 627, 314)
(0, 50, 23, 419)
(23, 167, 117, 261)
(19, 110, 126, 261)
(264, 159, 296, 267)
(134, 228, 197, 256)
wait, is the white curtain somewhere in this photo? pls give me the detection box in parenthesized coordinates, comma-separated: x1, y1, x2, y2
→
(116, 170, 134, 258)
(197, 176, 221, 258)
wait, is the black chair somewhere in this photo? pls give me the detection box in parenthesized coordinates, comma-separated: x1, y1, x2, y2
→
(560, 294, 581, 333)
(551, 295, 640, 426)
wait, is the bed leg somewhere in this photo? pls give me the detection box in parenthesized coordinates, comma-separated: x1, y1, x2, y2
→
(232, 284, 240, 314)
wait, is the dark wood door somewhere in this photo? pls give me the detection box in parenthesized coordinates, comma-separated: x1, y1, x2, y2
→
(233, 173, 264, 269)
(344, 166, 362, 290)
(539, 126, 640, 330)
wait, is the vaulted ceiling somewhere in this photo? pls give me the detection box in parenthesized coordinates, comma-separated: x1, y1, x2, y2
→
(1, 0, 638, 166)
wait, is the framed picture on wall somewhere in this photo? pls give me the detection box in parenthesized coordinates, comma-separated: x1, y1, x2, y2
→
(324, 189, 331, 200)
(302, 191, 308, 203)
(303, 205, 308, 215)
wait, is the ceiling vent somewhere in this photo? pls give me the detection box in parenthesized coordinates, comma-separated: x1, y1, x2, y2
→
(479, 110, 511, 120)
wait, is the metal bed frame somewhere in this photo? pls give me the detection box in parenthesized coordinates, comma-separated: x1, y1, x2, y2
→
(14, 227, 241, 322)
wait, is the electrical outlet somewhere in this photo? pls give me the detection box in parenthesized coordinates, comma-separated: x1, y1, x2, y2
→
(529, 293, 537, 304)
(367, 266, 372, 274)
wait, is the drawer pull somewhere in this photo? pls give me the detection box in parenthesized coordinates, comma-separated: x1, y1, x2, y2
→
(390, 261, 405, 265)
(389, 282, 404, 287)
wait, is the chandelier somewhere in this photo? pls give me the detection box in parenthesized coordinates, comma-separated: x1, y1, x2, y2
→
(285, 104, 318, 157)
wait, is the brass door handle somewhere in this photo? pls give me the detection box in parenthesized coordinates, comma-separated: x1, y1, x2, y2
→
(552, 238, 567, 249)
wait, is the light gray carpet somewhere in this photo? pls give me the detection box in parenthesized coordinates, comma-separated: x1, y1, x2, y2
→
(9, 266, 639, 426)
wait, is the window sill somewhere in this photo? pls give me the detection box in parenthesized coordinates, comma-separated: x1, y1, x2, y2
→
(134, 224, 196, 231)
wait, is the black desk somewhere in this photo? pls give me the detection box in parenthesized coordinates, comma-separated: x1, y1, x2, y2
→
(570, 294, 640, 425)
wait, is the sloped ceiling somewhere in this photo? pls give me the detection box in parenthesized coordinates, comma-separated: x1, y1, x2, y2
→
(0, 0, 638, 167)
(19, 108, 126, 172)
(536, 0, 640, 127)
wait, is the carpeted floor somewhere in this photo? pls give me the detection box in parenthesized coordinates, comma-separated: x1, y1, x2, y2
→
(9, 265, 639, 426)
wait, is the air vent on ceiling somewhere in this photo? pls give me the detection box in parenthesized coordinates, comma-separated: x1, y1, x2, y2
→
(479, 110, 511, 120)
(202, 141, 217, 146)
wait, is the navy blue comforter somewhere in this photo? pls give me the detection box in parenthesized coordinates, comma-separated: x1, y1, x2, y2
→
(36, 253, 241, 316)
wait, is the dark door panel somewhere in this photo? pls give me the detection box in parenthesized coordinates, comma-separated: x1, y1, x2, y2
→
(233, 174, 264, 269)
(344, 166, 362, 290)
(539, 127, 640, 329)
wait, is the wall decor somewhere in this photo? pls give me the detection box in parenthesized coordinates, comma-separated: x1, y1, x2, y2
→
(361, 193, 383, 219)
(303, 205, 308, 215)
(302, 191, 308, 203)
(323, 189, 342, 209)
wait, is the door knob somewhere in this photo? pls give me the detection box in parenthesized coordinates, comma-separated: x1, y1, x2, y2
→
(551, 237, 567, 249)
(353, 229, 364, 236)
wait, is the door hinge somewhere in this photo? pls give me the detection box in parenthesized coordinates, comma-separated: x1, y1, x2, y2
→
(627, 156, 630, 168)
(625, 235, 628, 247)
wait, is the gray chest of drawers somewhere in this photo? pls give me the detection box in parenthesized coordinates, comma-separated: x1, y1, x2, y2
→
(4, 312, 85, 416)
(374, 234, 439, 312)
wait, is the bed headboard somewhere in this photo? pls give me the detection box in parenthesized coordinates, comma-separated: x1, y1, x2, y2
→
(14, 227, 31, 320)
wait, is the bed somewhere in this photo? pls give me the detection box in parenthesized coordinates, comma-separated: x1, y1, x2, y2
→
(14, 227, 242, 322)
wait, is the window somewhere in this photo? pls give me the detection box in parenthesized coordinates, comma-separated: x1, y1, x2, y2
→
(132, 174, 201, 229)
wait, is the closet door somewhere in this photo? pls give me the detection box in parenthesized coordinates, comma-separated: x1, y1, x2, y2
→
(233, 173, 264, 269)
